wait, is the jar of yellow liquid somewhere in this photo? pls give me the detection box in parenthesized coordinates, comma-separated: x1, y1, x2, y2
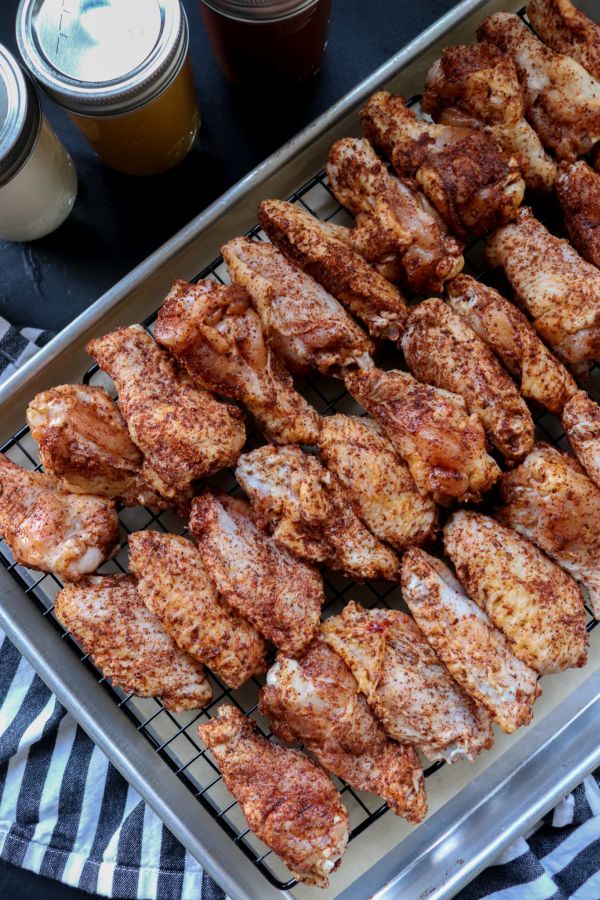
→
(17, 0, 200, 176)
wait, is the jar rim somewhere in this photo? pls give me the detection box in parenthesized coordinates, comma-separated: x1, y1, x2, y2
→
(0, 44, 41, 187)
(200, 0, 321, 22)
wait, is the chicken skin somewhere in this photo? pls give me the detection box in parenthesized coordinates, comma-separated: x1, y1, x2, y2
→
(86, 326, 245, 503)
(498, 443, 600, 618)
(221, 237, 373, 377)
(423, 43, 556, 192)
(446, 275, 577, 415)
(444, 511, 588, 675)
(154, 279, 319, 445)
(55, 574, 212, 711)
(258, 199, 409, 341)
(477, 12, 600, 160)
(345, 367, 500, 505)
(259, 638, 427, 822)
(321, 601, 493, 763)
(401, 549, 541, 733)
(361, 91, 525, 238)
(317, 414, 437, 550)
(326, 138, 464, 292)
(527, 0, 600, 81)
(128, 531, 267, 688)
(555, 161, 600, 270)
(199, 706, 349, 888)
(401, 298, 534, 464)
(0, 454, 119, 582)
(486, 207, 600, 371)
(562, 390, 600, 489)
(235, 445, 400, 581)
(189, 492, 323, 655)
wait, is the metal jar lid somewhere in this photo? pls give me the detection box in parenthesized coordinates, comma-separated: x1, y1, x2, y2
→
(201, 0, 320, 22)
(16, 0, 189, 117)
(0, 43, 41, 187)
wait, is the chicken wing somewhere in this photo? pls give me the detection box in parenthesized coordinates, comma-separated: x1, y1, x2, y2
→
(361, 91, 525, 238)
(446, 275, 577, 415)
(423, 43, 556, 192)
(235, 444, 400, 581)
(189, 491, 323, 655)
(259, 637, 427, 822)
(221, 237, 373, 377)
(498, 442, 600, 618)
(477, 12, 600, 160)
(199, 706, 349, 887)
(401, 549, 540, 733)
(555, 161, 600, 270)
(562, 389, 600, 489)
(86, 326, 245, 502)
(321, 601, 493, 763)
(444, 510, 588, 675)
(527, 0, 600, 81)
(317, 414, 437, 550)
(128, 531, 267, 688)
(401, 298, 534, 464)
(55, 574, 212, 711)
(344, 367, 500, 504)
(486, 207, 600, 371)
(154, 278, 319, 445)
(326, 138, 463, 292)
(0, 454, 119, 582)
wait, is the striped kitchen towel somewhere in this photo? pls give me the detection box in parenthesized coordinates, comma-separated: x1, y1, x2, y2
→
(0, 316, 54, 382)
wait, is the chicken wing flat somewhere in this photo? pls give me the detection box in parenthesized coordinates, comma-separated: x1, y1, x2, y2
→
(0, 454, 119, 582)
(321, 601, 493, 763)
(259, 637, 427, 822)
(189, 491, 323, 655)
(317, 414, 437, 550)
(326, 138, 463, 292)
(402, 549, 540, 733)
(446, 275, 577, 415)
(55, 574, 212, 711)
(199, 706, 349, 887)
(128, 531, 267, 688)
(498, 442, 600, 618)
(423, 43, 556, 193)
(221, 236, 373, 377)
(527, 0, 600, 81)
(401, 298, 534, 464)
(345, 367, 500, 504)
(477, 12, 600, 160)
(562, 389, 600, 489)
(361, 91, 525, 238)
(235, 444, 400, 581)
(556, 161, 600, 270)
(86, 326, 245, 502)
(444, 510, 588, 675)
(486, 207, 600, 371)
(154, 278, 319, 445)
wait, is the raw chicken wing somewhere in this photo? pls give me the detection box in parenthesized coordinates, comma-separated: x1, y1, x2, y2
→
(527, 0, 600, 80)
(555, 161, 600, 269)
(562, 390, 600, 489)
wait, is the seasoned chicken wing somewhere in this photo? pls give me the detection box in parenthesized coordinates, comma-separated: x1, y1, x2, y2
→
(477, 12, 600, 160)
(86, 326, 245, 502)
(401, 298, 534, 464)
(527, 0, 600, 80)
(321, 601, 493, 763)
(199, 706, 349, 888)
(446, 275, 577, 415)
(498, 442, 600, 618)
(317, 414, 437, 550)
(235, 444, 400, 581)
(189, 491, 323, 655)
(326, 138, 463, 292)
(444, 510, 588, 675)
(562, 389, 600, 489)
(556, 161, 600, 270)
(345, 367, 500, 504)
(361, 91, 524, 238)
(486, 207, 600, 371)
(402, 549, 540, 733)
(55, 574, 212, 711)
(221, 237, 373, 377)
(0, 454, 119, 582)
(128, 531, 267, 688)
(154, 279, 319, 445)
(259, 638, 427, 821)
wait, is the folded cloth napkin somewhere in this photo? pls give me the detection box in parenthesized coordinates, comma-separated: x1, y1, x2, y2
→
(0, 316, 54, 382)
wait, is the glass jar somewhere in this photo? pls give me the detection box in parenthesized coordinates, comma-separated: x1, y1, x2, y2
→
(0, 43, 77, 242)
(17, 0, 200, 176)
(200, 0, 331, 86)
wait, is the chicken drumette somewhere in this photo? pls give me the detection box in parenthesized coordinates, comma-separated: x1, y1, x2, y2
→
(527, 0, 600, 81)
(562, 390, 600, 489)
(555, 161, 600, 270)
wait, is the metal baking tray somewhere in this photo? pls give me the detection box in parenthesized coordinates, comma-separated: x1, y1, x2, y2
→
(1, 1, 600, 897)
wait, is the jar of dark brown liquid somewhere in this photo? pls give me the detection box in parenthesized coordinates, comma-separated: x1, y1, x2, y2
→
(200, 0, 331, 86)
